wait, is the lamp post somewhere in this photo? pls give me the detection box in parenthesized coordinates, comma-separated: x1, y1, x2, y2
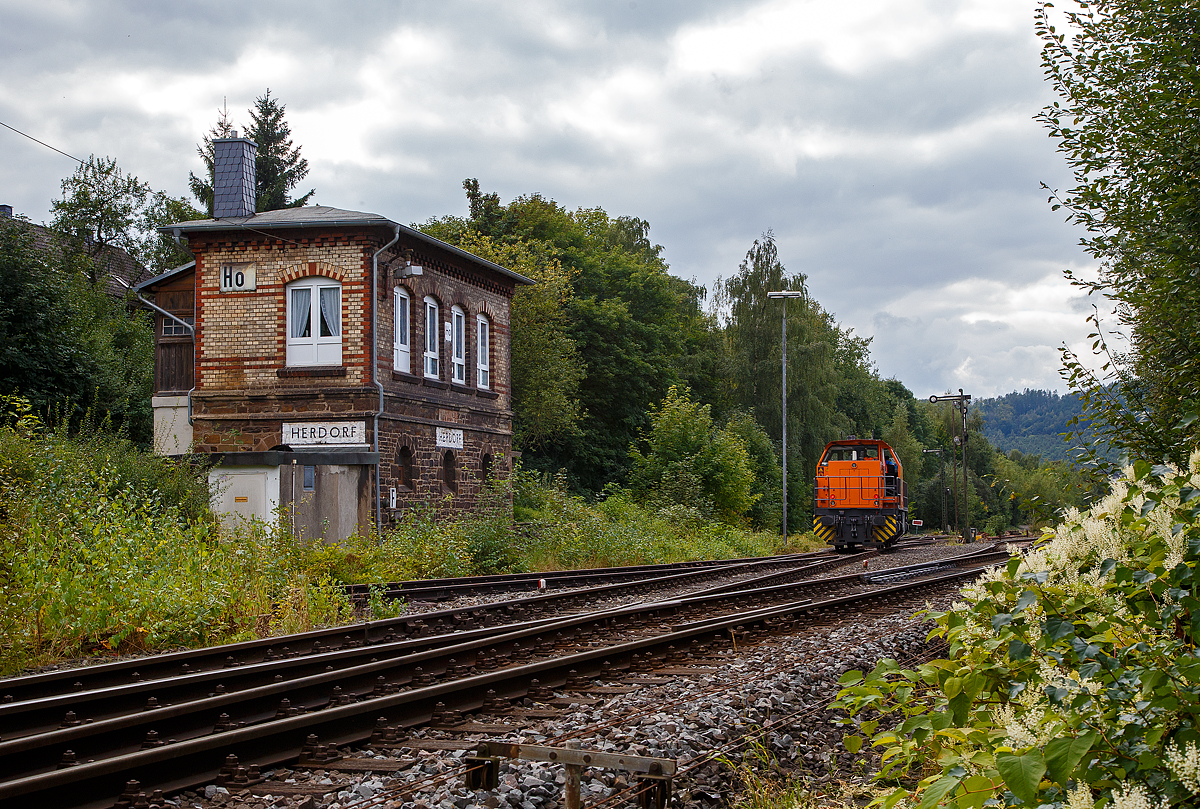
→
(929, 390, 973, 541)
(767, 290, 804, 543)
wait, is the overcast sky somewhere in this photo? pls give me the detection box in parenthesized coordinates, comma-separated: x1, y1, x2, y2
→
(0, 0, 1102, 399)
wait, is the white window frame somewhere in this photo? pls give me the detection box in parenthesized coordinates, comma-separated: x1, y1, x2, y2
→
(451, 305, 466, 384)
(476, 314, 490, 389)
(163, 316, 193, 337)
(423, 296, 440, 379)
(393, 287, 410, 374)
(286, 277, 342, 366)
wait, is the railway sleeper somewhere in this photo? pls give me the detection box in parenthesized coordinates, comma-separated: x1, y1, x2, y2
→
(0, 563, 995, 808)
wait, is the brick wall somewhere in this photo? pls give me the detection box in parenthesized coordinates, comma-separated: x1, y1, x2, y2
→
(192, 229, 373, 390)
(186, 224, 521, 516)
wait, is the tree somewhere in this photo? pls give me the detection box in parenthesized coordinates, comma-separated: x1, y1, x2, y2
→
(0, 215, 153, 441)
(51, 155, 199, 282)
(188, 101, 235, 217)
(724, 411, 783, 531)
(423, 180, 717, 492)
(446, 231, 584, 448)
(1037, 0, 1200, 469)
(248, 90, 314, 212)
(881, 400, 924, 480)
(713, 233, 859, 531)
(189, 92, 315, 216)
(629, 386, 758, 524)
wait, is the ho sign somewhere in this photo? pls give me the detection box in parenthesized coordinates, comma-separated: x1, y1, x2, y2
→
(219, 262, 257, 292)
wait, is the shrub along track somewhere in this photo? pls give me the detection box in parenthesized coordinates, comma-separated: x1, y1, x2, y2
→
(4, 551, 849, 704)
(0, 541, 1011, 809)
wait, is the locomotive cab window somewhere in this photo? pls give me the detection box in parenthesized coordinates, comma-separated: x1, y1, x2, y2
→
(824, 445, 878, 462)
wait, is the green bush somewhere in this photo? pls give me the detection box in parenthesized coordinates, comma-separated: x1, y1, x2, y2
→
(0, 403, 812, 674)
(629, 386, 759, 525)
(0, 396, 210, 522)
(835, 450, 1200, 809)
(0, 402, 352, 674)
(0, 464, 355, 675)
(983, 514, 1009, 538)
(513, 464, 793, 568)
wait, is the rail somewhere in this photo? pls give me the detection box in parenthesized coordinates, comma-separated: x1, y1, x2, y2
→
(0, 548, 1009, 808)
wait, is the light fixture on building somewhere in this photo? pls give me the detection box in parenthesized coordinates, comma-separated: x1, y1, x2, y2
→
(393, 250, 424, 279)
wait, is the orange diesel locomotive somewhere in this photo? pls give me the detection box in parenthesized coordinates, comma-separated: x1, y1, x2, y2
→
(811, 438, 908, 551)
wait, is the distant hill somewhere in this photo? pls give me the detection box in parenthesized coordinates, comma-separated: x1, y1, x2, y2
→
(973, 389, 1087, 463)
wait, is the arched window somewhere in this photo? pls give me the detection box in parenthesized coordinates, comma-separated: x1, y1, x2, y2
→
(287, 278, 342, 366)
(397, 446, 414, 491)
(423, 296, 440, 378)
(476, 314, 490, 389)
(442, 450, 457, 492)
(451, 305, 466, 384)
(394, 288, 411, 374)
(480, 453, 493, 482)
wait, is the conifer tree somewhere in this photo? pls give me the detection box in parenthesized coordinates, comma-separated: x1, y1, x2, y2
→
(188, 92, 315, 216)
(247, 89, 314, 211)
(187, 101, 234, 217)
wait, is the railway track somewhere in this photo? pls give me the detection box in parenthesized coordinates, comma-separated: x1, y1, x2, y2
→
(340, 551, 825, 602)
(339, 537, 939, 605)
(0, 541, 1010, 809)
(4, 552, 853, 706)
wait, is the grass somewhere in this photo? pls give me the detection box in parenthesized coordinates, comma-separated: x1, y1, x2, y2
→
(721, 742, 819, 809)
(512, 468, 825, 569)
(0, 402, 825, 676)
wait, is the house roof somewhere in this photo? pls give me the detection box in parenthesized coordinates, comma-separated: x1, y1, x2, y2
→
(9, 217, 149, 297)
(161, 206, 533, 285)
(134, 261, 195, 292)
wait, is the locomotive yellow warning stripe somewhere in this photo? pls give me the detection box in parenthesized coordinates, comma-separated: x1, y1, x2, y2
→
(812, 517, 833, 542)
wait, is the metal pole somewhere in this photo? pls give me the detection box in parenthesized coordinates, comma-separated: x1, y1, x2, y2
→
(940, 460, 947, 533)
(951, 436, 961, 537)
(768, 291, 803, 543)
(922, 447, 946, 536)
(960, 390, 970, 542)
(781, 307, 787, 543)
(928, 392, 971, 540)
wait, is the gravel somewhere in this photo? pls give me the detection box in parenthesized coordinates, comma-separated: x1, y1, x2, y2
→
(177, 575, 968, 809)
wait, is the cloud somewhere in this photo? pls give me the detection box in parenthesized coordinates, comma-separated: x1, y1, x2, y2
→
(0, 0, 1094, 400)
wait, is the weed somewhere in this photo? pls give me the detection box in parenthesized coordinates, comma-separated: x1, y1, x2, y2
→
(721, 741, 817, 809)
(0, 399, 817, 674)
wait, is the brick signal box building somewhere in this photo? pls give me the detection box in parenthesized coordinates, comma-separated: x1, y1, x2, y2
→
(138, 135, 530, 540)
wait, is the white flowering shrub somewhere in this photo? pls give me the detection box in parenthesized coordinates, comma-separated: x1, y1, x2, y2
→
(835, 451, 1200, 809)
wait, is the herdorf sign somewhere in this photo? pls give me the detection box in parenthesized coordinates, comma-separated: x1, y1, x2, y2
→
(283, 421, 367, 446)
(436, 427, 464, 449)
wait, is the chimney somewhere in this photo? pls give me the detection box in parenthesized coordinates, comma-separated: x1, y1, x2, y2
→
(211, 130, 257, 218)
(0, 204, 12, 219)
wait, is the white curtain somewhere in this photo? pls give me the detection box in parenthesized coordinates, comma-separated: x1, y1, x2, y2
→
(291, 287, 311, 338)
(320, 287, 341, 337)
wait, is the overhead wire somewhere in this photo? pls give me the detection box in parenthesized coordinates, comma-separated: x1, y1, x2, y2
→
(0, 118, 315, 252)
(0, 119, 84, 164)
